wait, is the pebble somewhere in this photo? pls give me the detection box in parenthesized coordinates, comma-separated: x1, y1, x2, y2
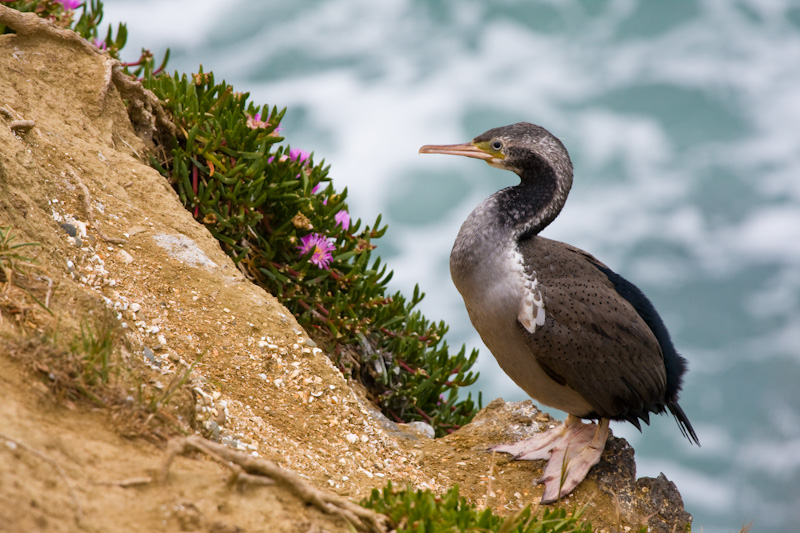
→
(205, 421, 221, 439)
(143, 347, 160, 367)
(194, 387, 213, 405)
(403, 421, 435, 439)
(60, 222, 77, 237)
(117, 249, 134, 264)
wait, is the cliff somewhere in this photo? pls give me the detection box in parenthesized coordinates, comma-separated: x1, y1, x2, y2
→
(0, 10, 691, 532)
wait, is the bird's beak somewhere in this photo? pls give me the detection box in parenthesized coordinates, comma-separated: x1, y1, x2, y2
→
(418, 142, 494, 162)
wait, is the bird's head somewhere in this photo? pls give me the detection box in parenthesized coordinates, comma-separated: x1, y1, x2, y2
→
(419, 122, 572, 182)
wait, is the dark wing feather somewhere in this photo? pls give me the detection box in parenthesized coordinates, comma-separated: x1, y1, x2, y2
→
(590, 262, 699, 444)
(517, 236, 670, 424)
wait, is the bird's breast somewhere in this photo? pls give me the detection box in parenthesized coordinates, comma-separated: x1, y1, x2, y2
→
(450, 225, 593, 415)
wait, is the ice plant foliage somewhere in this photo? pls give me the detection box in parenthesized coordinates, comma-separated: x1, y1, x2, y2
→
(363, 482, 594, 532)
(298, 233, 335, 269)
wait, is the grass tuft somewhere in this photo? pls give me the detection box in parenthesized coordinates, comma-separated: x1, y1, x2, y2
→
(0, 225, 53, 317)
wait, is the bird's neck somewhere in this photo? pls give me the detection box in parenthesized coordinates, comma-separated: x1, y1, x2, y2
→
(495, 165, 571, 241)
(451, 163, 572, 279)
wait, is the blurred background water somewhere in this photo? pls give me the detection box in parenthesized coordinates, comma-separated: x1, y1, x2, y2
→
(102, 0, 800, 530)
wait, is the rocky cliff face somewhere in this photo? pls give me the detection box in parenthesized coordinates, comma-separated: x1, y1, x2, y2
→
(0, 12, 691, 532)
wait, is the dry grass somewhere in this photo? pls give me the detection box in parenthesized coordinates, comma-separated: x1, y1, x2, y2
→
(3, 309, 197, 445)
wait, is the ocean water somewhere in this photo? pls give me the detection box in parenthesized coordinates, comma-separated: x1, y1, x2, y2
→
(102, 1, 800, 530)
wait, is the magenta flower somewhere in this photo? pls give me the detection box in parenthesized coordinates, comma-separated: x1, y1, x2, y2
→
(297, 233, 335, 269)
(268, 147, 309, 167)
(57, 0, 82, 10)
(334, 210, 350, 231)
(92, 38, 107, 50)
(289, 148, 310, 164)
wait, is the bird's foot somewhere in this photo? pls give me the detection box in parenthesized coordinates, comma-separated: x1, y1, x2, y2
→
(491, 416, 610, 504)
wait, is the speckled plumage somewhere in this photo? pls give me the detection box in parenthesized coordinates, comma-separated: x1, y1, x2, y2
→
(516, 237, 669, 423)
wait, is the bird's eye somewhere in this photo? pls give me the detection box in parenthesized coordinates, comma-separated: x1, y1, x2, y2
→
(491, 140, 503, 151)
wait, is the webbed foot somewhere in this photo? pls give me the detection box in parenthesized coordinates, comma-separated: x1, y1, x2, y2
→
(491, 415, 609, 503)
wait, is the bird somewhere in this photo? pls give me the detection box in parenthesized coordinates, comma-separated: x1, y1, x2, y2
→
(419, 122, 699, 503)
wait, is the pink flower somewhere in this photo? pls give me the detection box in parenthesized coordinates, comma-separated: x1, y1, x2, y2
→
(57, 0, 82, 10)
(289, 148, 310, 164)
(297, 233, 335, 269)
(92, 38, 107, 50)
(268, 148, 310, 167)
(334, 210, 350, 231)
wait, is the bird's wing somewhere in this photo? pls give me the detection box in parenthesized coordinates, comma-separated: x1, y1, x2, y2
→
(517, 237, 668, 421)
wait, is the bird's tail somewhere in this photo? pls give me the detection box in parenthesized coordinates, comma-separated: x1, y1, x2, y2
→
(668, 402, 700, 446)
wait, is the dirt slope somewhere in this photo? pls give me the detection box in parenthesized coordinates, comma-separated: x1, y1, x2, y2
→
(0, 13, 692, 533)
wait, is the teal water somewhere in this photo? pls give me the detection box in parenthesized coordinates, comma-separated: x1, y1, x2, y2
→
(105, 1, 800, 530)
